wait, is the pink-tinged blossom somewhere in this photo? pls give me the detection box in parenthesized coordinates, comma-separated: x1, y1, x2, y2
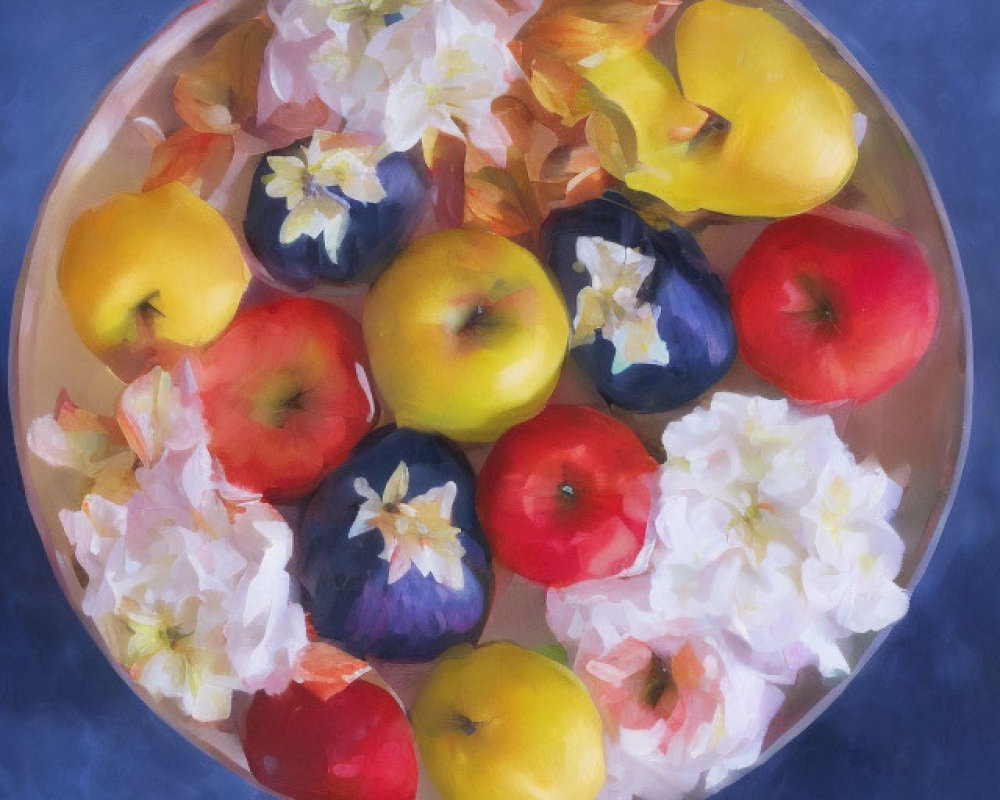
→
(548, 586, 783, 799)
(258, 0, 542, 160)
(30, 363, 309, 722)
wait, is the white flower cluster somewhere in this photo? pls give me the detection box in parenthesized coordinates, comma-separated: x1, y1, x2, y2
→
(260, 0, 540, 162)
(548, 393, 909, 799)
(29, 364, 309, 723)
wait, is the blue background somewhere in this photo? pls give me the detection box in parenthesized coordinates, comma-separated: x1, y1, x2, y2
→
(0, 1, 996, 798)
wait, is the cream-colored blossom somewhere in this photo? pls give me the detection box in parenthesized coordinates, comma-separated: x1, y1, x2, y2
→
(369, 1, 517, 161)
(349, 461, 466, 590)
(649, 393, 908, 680)
(572, 236, 670, 375)
(32, 363, 310, 723)
(263, 132, 385, 260)
(314, 0, 426, 27)
(261, 0, 540, 157)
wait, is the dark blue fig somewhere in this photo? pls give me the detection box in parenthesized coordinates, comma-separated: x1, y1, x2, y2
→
(244, 144, 428, 290)
(298, 426, 492, 662)
(543, 194, 737, 412)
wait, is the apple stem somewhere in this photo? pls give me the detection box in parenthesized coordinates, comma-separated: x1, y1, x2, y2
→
(454, 712, 484, 736)
(282, 390, 307, 412)
(458, 304, 491, 335)
(688, 108, 731, 149)
(794, 273, 841, 330)
(557, 482, 576, 503)
(134, 292, 164, 339)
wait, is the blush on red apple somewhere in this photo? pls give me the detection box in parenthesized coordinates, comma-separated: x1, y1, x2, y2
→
(194, 297, 378, 503)
(241, 679, 418, 800)
(728, 213, 940, 404)
(476, 405, 657, 588)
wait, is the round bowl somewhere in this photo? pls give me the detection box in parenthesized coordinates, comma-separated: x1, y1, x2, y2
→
(9, 1, 972, 798)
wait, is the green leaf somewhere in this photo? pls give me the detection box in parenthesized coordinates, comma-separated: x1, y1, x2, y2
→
(535, 642, 570, 668)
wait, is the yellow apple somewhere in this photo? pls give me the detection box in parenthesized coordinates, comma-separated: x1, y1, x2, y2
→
(584, 0, 859, 217)
(410, 641, 605, 800)
(58, 182, 250, 369)
(363, 229, 569, 442)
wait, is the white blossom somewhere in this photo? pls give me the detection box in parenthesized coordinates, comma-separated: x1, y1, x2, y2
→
(33, 364, 309, 722)
(259, 0, 540, 161)
(366, 0, 518, 161)
(349, 460, 466, 590)
(571, 236, 670, 374)
(649, 393, 908, 680)
(263, 132, 385, 261)
(545, 393, 910, 794)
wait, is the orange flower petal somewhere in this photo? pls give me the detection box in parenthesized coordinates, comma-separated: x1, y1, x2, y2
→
(174, 16, 272, 135)
(518, 0, 678, 67)
(514, 45, 590, 122)
(142, 126, 235, 198)
(293, 642, 372, 702)
(428, 133, 468, 229)
(468, 80, 612, 238)
(465, 167, 535, 238)
(584, 105, 640, 180)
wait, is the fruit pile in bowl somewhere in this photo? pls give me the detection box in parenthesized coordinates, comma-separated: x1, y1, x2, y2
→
(10, 1, 969, 799)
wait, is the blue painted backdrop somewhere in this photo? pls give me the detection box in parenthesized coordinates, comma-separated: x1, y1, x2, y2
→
(0, 1, 995, 798)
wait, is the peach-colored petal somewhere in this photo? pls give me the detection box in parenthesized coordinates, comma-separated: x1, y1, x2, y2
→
(511, 43, 589, 122)
(174, 16, 273, 135)
(463, 82, 611, 238)
(27, 393, 137, 503)
(584, 106, 637, 180)
(517, 0, 678, 68)
(141, 126, 236, 199)
(53, 391, 124, 443)
(255, 97, 336, 150)
(294, 642, 372, 701)
(464, 165, 535, 238)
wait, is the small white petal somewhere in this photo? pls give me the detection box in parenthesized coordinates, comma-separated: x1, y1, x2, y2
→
(573, 236, 669, 373)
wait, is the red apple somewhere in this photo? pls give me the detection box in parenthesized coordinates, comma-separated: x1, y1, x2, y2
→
(195, 297, 377, 502)
(241, 680, 418, 800)
(477, 405, 656, 587)
(728, 213, 940, 404)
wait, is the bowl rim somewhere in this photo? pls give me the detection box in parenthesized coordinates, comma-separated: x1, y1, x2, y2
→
(708, 0, 974, 793)
(7, 0, 974, 798)
(6, 0, 280, 792)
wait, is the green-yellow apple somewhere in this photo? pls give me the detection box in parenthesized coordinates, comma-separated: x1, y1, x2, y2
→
(363, 229, 570, 442)
(59, 182, 250, 371)
(584, 0, 859, 217)
(410, 641, 605, 800)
